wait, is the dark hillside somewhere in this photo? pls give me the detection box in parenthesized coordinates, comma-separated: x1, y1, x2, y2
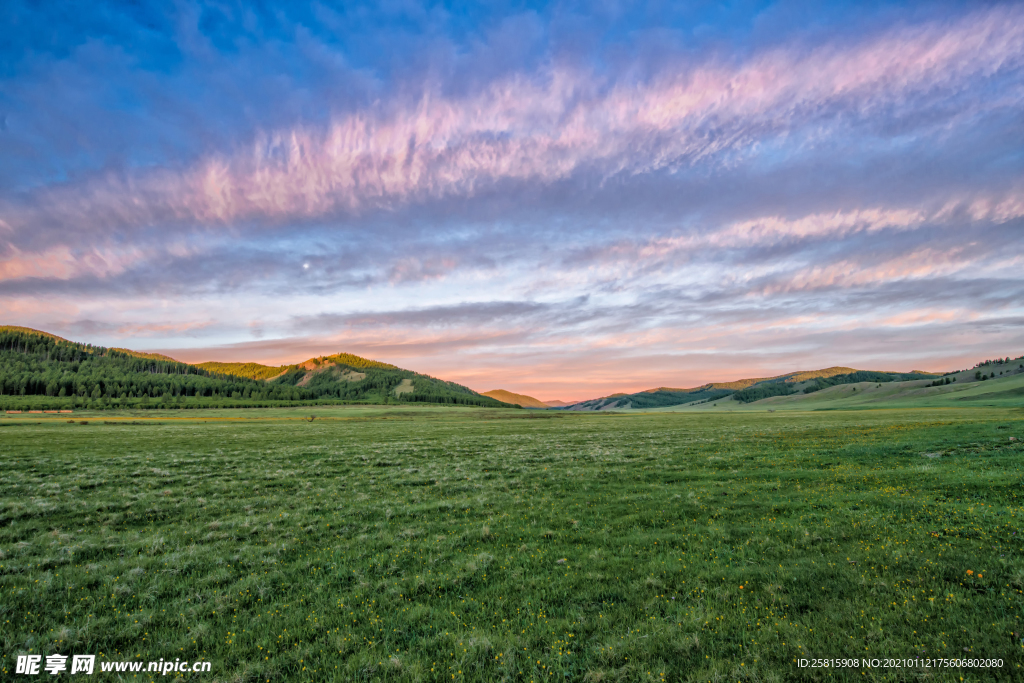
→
(0, 328, 303, 410)
(0, 328, 511, 410)
(270, 360, 509, 407)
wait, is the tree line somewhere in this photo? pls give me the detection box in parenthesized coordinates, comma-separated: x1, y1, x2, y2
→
(0, 329, 509, 410)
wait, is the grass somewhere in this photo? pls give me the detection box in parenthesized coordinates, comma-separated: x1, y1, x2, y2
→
(1, 405, 1022, 681)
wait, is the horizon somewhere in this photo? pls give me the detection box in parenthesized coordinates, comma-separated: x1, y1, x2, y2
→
(2, 1, 1022, 402)
(3, 322, 977, 403)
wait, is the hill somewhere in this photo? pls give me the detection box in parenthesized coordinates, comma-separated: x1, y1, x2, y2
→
(0, 327, 513, 410)
(562, 357, 1022, 412)
(560, 367, 940, 411)
(0, 327, 274, 410)
(0, 326, 181, 363)
(269, 356, 507, 407)
(659, 359, 1024, 412)
(0, 325, 70, 341)
(482, 389, 550, 409)
(197, 352, 400, 382)
(110, 348, 180, 362)
(631, 368, 858, 396)
(542, 399, 570, 407)
(195, 362, 290, 381)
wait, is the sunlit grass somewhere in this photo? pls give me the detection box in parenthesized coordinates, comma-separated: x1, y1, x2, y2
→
(1, 407, 1022, 681)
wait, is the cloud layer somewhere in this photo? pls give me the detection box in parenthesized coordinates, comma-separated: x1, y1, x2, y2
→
(1, 1, 1022, 399)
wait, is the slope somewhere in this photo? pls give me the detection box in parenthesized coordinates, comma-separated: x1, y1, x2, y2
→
(269, 357, 510, 407)
(0, 326, 179, 363)
(0, 327, 513, 410)
(635, 359, 1024, 412)
(482, 389, 550, 409)
(197, 352, 400, 382)
(633, 367, 858, 395)
(196, 362, 291, 381)
(561, 367, 938, 411)
(0, 327, 280, 410)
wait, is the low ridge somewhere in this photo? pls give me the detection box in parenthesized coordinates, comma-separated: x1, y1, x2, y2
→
(481, 389, 549, 409)
(0, 326, 513, 410)
(560, 367, 940, 411)
(198, 352, 399, 382)
(1, 326, 181, 363)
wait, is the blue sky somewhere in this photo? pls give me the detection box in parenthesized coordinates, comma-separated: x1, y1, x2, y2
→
(1, 0, 1022, 400)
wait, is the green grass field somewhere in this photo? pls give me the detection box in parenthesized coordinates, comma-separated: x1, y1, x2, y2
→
(2, 405, 1022, 681)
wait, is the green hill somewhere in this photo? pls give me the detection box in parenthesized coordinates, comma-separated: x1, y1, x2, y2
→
(0, 326, 180, 363)
(481, 389, 550, 408)
(197, 352, 400, 381)
(195, 361, 289, 381)
(266, 357, 508, 407)
(0, 327, 512, 410)
(110, 348, 180, 362)
(200, 352, 502, 407)
(562, 367, 943, 410)
(0, 325, 70, 341)
(586, 358, 1022, 412)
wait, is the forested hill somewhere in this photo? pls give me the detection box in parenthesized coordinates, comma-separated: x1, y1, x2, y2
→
(0, 326, 178, 362)
(562, 367, 942, 410)
(197, 352, 400, 381)
(0, 327, 511, 410)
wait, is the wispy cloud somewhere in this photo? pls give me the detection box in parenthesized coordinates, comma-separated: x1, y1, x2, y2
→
(2, 3, 1023, 398)
(4, 5, 1023, 242)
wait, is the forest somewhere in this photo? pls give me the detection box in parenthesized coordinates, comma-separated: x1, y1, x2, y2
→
(0, 328, 509, 410)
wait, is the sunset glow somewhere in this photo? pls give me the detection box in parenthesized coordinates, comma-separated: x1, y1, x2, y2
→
(2, 1, 1022, 401)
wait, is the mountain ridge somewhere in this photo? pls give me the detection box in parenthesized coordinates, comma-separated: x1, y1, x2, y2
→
(0, 326, 512, 409)
(481, 389, 549, 409)
(560, 367, 942, 411)
(196, 351, 399, 381)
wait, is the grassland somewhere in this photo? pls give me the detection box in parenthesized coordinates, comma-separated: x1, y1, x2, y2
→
(1, 405, 1022, 681)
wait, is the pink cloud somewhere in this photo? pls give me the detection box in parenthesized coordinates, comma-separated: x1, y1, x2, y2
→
(759, 247, 969, 295)
(0, 245, 150, 280)
(109, 322, 216, 337)
(3, 5, 1023, 240)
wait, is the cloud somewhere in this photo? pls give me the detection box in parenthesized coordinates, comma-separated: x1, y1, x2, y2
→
(291, 300, 558, 331)
(0, 241, 201, 282)
(3, 4, 1023, 245)
(2, 3, 1023, 400)
(61, 319, 216, 338)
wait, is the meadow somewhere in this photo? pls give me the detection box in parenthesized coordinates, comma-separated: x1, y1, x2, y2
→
(1, 405, 1022, 682)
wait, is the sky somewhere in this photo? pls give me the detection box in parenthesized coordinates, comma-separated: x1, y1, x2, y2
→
(1, 0, 1023, 402)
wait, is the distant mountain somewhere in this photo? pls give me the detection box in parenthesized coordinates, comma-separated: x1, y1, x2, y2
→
(542, 399, 571, 407)
(560, 367, 939, 410)
(679, 358, 1024, 411)
(482, 389, 550, 409)
(197, 352, 399, 381)
(0, 327, 512, 410)
(630, 367, 859, 396)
